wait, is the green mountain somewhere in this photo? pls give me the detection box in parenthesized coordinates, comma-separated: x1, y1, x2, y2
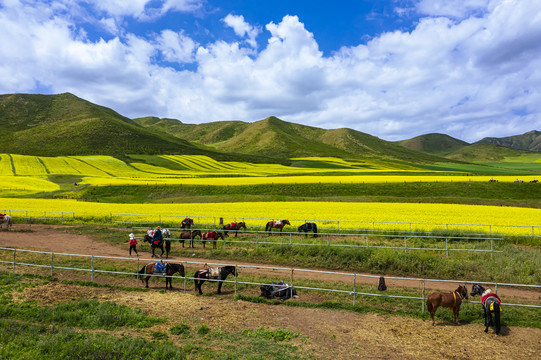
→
(134, 116, 446, 162)
(475, 130, 541, 152)
(397, 133, 469, 156)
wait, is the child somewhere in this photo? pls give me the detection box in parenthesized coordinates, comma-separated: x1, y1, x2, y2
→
(129, 233, 138, 256)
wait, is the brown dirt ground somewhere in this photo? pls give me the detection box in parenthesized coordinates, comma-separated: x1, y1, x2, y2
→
(1, 226, 541, 359)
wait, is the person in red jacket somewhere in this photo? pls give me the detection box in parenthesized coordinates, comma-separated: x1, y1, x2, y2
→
(129, 233, 139, 256)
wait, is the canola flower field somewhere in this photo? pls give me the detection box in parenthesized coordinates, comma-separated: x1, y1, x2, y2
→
(1, 153, 537, 196)
(2, 198, 540, 236)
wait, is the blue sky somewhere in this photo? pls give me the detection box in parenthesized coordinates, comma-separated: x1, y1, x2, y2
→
(1, 0, 540, 142)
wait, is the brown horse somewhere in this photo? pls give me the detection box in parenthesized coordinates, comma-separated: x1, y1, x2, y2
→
(223, 221, 246, 237)
(265, 220, 291, 236)
(179, 230, 202, 248)
(426, 285, 468, 326)
(137, 262, 185, 289)
(202, 231, 224, 249)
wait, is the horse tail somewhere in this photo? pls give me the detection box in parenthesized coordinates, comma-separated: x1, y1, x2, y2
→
(426, 299, 433, 313)
(137, 265, 147, 276)
(494, 302, 501, 334)
(265, 222, 270, 232)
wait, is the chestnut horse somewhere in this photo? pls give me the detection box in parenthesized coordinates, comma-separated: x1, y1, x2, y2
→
(137, 262, 185, 289)
(202, 231, 225, 249)
(223, 221, 246, 237)
(265, 220, 291, 236)
(426, 285, 468, 326)
(194, 265, 237, 294)
(179, 230, 202, 248)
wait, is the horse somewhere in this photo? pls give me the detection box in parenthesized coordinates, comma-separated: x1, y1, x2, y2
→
(470, 283, 502, 335)
(260, 281, 298, 300)
(298, 222, 318, 237)
(143, 229, 165, 258)
(426, 285, 468, 326)
(0, 214, 13, 230)
(531, 179, 538, 183)
(265, 220, 291, 235)
(202, 231, 224, 249)
(223, 221, 246, 237)
(179, 230, 202, 248)
(137, 262, 185, 289)
(181, 217, 194, 229)
(194, 265, 237, 295)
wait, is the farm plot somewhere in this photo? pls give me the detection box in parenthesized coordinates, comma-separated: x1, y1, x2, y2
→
(11, 154, 48, 175)
(0, 154, 13, 175)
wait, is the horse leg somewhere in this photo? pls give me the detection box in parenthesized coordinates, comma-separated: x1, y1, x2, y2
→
(485, 310, 490, 332)
(145, 276, 150, 288)
(426, 301, 435, 326)
(217, 280, 223, 294)
(494, 303, 501, 335)
(213, 239, 217, 249)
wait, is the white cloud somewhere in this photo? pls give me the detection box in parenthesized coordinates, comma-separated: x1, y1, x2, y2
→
(86, 0, 203, 19)
(1, 0, 541, 142)
(222, 14, 261, 48)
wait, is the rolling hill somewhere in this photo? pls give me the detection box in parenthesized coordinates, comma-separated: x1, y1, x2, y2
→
(396, 133, 469, 156)
(134, 116, 446, 162)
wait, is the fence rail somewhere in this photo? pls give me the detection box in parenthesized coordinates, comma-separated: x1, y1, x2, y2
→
(129, 226, 504, 258)
(1, 247, 539, 312)
(110, 213, 541, 238)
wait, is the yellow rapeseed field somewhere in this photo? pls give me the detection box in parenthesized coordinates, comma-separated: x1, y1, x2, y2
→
(1, 198, 539, 236)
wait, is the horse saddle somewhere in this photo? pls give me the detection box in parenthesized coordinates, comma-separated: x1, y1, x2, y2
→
(208, 267, 220, 277)
(206, 231, 216, 239)
(231, 222, 237, 227)
(274, 221, 282, 226)
(153, 262, 167, 275)
(305, 223, 313, 230)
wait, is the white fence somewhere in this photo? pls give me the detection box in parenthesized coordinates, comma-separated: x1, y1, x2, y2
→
(1, 247, 539, 313)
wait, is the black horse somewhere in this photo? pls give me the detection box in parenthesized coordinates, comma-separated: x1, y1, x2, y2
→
(298, 222, 318, 237)
(181, 218, 194, 229)
(470, 283, 502, 335)
(194, 265, 237, 294)
(179, 230, 202, 248)
(223, 221, 246, 237)
(137, 262, 185, 289)
(265, 220, 291, 236)
(143, 229, 169, 258)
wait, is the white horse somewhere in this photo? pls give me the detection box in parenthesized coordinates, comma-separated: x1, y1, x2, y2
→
(0, 214, 13, 230)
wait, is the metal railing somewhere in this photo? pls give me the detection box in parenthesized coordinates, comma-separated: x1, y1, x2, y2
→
(129, 226, 504, 258)
(1, 247, 538, 312)
(1, 210, 75, 224)
(110, 213, 541, 238)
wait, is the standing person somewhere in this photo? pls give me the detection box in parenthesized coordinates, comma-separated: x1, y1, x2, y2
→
(129, 233, 138, 256)
(154, 226, 163, 246)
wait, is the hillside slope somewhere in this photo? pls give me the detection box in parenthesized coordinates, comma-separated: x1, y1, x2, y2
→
(0, 93, 231, 158)
(475, 130, 541, 152)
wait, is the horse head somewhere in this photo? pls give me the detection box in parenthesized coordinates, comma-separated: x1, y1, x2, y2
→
(238, 222, 246, 229)
(283, 220, 291, 226)
(470, 283, 485, 297)
(457, 285, 468, 300)
(297, 225, 305, 232)
(192, 230, 202, 238)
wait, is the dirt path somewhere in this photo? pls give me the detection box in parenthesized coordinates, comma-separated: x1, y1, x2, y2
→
(0, 226, 539, 301)
(2, 226, 541, 359)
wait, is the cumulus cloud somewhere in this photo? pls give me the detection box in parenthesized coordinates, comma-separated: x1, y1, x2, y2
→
(222, 14, 261, 48)
(86, 0, 203, 19)
(1, 0, 541, 142)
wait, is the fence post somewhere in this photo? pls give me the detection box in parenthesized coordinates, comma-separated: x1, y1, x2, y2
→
(353, 274, 356, 306)
(51, 253, 54, 280)
(490, 239, 493, 259)
(404, 237, 407, 254)
(366, 235, 368, 248)
(234, 265, 238, 297)
(290, 269, 294, 301)
(422, 280, 425, 313)
(91, 256, 94, 282)
(495, 283, 498, 294)
(136, 257, 139, 288)
(12, 249, 16, 273)
(62, 212, 64, 225)
(337, 221, 340, 234)
(184, 261, 187, 293)
(445, 238, 449, 258)
(327, 234, 329, 247)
